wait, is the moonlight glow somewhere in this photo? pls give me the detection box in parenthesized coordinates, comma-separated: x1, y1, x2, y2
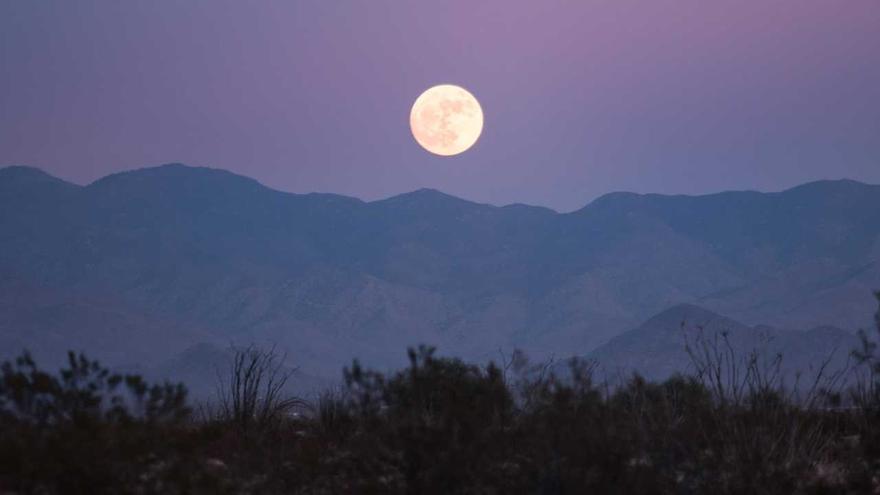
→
(410, 84, 483, 156)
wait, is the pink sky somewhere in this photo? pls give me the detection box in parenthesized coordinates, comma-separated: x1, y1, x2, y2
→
(1, 0, 878, 210)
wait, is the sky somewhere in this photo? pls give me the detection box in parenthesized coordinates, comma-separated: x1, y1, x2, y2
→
(1, 1, 879, 211)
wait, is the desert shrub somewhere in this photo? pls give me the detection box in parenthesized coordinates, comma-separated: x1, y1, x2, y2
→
(339, 345, 515, 492)
(214, 344, 306, 436)
(510, 359, 644, 492)
(842, 291, 880, 489)
(0, 351, 188, 426)
(3, 295, 880, 493)
(314, 387, 355, 442)
(0, 351, 205, 494)
(852, 292, 880, 410)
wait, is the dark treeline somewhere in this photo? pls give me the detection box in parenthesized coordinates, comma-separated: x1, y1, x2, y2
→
(1, 294, 880, 494)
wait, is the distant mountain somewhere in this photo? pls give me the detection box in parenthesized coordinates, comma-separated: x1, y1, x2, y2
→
(587, 304, 861, 385)
(0, 164, 878, 387)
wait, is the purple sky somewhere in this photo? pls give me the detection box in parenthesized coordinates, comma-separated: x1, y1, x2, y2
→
(2, 1, 878, 211)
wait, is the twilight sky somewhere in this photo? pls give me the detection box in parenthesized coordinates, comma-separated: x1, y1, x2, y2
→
(2, 1, 878, 211)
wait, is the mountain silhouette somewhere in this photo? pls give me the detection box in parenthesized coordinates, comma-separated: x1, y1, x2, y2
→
(1, 164, 878, 384)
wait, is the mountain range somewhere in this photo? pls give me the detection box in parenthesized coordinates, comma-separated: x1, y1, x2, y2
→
(1, 164, 878, 391)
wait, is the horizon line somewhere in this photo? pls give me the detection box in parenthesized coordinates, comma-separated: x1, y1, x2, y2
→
(1, 162, 877, 214)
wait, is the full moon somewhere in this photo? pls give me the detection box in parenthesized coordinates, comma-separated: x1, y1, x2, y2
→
(410, 84, 483, 156)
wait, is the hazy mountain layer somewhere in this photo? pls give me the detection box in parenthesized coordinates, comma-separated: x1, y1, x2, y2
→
(587, 304, 861, 386)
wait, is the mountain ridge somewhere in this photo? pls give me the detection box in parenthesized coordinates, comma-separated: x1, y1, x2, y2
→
(4, 163, 877, 213)
(1, 163, 878, 384)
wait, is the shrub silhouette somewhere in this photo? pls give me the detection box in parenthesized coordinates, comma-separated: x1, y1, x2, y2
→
(0, 294, 878, 493)
(341, 345, 514, 492)
(213, 344, 306, 435)
(0, 352, 196, 494)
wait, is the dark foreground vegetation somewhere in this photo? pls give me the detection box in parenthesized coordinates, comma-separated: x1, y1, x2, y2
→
(2, 295, 880, 494)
